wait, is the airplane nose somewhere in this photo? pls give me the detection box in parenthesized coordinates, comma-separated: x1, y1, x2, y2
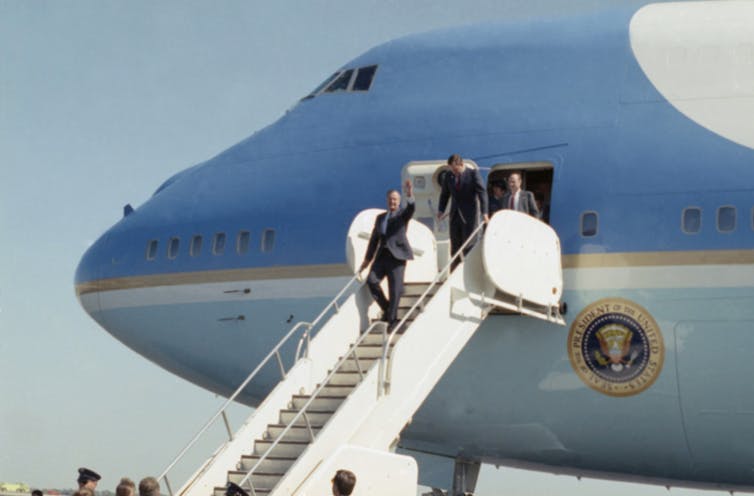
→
(74, 232, 110, 316)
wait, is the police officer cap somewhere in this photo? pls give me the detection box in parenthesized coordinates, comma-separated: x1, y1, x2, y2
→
(225, 483, 249, 496)
(77, 468, 101, 484)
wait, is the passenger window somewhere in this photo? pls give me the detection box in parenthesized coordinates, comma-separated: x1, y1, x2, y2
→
(168, 237, 180, 259)
(146, 240, 158, 261)
(717, 206, 736, 233)
(581, 211, 598, 237)
(190, 235, 203, 257)
(682, 207, 701, 234)
(325, 69, 353, 92)
(237, 230, 251, 254)
(261, 229, 276, 253)
(353, 65, 377, 91)
(213, 232, 226, 255)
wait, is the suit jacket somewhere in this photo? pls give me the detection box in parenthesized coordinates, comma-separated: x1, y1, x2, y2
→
(364, 201, 415, 262)
(438, 167, 488, 225)
(502, 189, 540, 218)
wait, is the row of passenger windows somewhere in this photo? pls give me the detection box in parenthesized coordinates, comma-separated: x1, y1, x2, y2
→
(304, 65, 378, 99)
(579, 206, 754, 237)
(146, 229, 276, 261)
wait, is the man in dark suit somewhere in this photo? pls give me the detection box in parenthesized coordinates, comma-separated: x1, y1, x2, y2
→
(360, 180, 415, 327)
(503, 171, 540, 217)
(436, 154, 489, 258)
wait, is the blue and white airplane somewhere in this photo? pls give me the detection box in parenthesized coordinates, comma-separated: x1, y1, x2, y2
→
(75, 1, 754, 493)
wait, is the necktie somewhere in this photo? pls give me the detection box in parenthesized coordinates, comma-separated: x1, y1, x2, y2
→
(455, 174, 460, 191)
(509, 194, 515, 210)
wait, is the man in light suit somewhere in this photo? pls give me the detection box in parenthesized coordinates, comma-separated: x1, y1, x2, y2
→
(436, 154, 489, 258)
(503, 171, 540, 217)
(360, 180, 415, 327)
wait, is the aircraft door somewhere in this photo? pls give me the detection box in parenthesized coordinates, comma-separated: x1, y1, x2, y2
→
(401, 160, 482, 270)
(346, 209, 438, 283)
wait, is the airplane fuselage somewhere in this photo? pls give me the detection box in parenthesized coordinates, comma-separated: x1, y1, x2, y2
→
(75, 2, 754, 491)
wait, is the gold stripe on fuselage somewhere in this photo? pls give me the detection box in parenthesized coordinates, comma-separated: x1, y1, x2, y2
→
(75, 264, 353, 296)
(561, 249, 754, 268)
(76, 249, 754, 296)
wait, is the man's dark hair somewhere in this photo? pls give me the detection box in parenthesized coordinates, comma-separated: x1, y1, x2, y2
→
(116, 478, 136, 496)
(32, 490, 43, 496)
(138, 477, 160, 496)
(447, 153, 462, 165)
(386, 188, 400, 197)
(332, 469, 356, 496)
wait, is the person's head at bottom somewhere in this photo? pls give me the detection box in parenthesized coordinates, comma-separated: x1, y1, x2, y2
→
(331, 469, 356, 496)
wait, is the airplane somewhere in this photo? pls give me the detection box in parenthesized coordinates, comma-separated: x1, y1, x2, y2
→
(74, 1, 754, 495)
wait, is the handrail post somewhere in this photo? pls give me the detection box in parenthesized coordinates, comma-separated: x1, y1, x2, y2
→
(275, 349, 287, 379)
(222, 410, 233, 441)
(303, 411, 316, 442)
(164, 477, 173, 496)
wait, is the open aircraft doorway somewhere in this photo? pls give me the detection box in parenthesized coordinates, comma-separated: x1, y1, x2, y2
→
(401, 159, 482, 270)
(488, 161, 554, 223)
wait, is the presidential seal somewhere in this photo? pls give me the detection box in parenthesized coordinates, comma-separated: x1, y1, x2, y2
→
(568, 298, 664, 397)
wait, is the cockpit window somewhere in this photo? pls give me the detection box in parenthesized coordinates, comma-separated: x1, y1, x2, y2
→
(325, 69, 354, 93)
(303, 65, 378, 100)
(303, 72, 339, 100)
(353, 65, 377, 91)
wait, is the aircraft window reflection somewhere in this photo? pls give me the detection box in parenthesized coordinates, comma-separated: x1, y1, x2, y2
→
(682, 207, 702, 234)
(325, 69, 354, 92)
(353, 65, 377, 91)
(213, 232, 226, 255)
(190, 235, 203, 257)
(168, 237, 180, 259)
(261, 228, 276, 253)
(717, 206, 736, 233)
(146, 240, 158, 261)
(581, 211, 598, 237)
(237, 230, 251, 254)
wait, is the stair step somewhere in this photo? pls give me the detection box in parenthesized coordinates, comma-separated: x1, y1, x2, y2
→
(402, 283, 435, 296)
(228, 471, 284, 491)
(290, 394, 346, 411)
(265, 423, 323, 442)
(335, 356, 378, 373)
(254, 438, 310, 457)
(324, 371, 362, 386)
(240, 454, 296, 473)
(351, 343, 388, 358)
(279, 409, 335, 425)
(313, 384, 357, 397)
(360, 332, 387, 345)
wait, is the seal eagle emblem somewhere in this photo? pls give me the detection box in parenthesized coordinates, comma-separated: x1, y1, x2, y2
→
(568, 298, 664, 397)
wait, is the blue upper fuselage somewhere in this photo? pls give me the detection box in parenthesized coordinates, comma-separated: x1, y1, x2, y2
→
(75, 5, 754, 286)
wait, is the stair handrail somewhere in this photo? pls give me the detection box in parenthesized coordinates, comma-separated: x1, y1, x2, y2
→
(380, 221, 488, 394)
(158, 272, 363, 496)
(239, 320, 388, 496)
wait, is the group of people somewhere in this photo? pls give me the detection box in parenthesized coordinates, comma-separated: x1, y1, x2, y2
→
(45, 468, 161, 496)
(361, 153, 541, 329)
(64, 467, 356, 496)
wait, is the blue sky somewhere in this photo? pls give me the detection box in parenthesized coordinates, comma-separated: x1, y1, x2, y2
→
(0, 1, 732, 495)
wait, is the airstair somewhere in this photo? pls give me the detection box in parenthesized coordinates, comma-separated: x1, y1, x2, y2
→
(158, 209, 565, 496)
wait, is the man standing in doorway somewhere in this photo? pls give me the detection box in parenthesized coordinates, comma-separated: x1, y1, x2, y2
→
(437, 154, 489, 258)
(360, 179, 415, 328)
(503, 171, 540, 218)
